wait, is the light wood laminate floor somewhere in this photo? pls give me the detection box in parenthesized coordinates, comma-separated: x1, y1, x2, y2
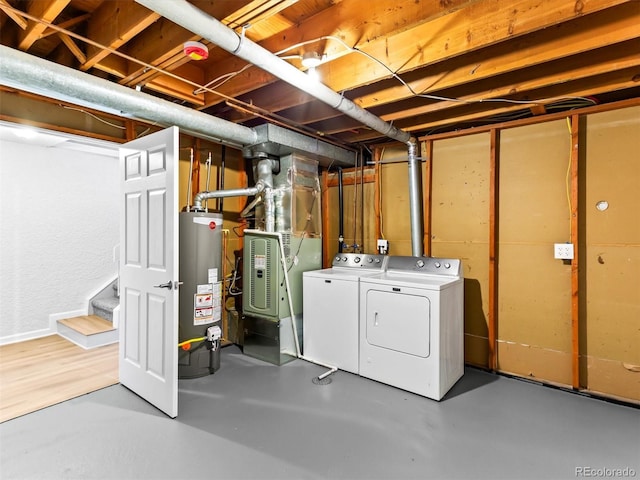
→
(0, 335, 118, 422)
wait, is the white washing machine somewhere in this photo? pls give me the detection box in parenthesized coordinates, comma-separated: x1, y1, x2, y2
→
(359, 255, 464, 400)
(303, 253, 387, 374)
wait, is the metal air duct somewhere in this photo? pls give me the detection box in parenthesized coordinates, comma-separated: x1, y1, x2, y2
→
(137, 0, 411, 146)
(0, 45, 257, 148)
(136, 0, 424, 256)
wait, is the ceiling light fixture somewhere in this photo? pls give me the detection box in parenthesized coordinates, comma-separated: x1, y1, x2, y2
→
(301, 51, 322, 68)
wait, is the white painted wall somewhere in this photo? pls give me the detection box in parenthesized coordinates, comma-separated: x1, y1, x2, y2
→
(0, 134, 119, 343)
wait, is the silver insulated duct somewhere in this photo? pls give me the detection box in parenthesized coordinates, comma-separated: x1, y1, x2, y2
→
(137, 0, 424, 256)
(0, 45, 257, 148)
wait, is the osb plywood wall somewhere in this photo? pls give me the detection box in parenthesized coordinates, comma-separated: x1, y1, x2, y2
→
(431, 108, 639, 402)
(497, 120, 574, 386)
(325, 168, 378, 256)
(324, 105, 639, 403)
(430, 133, 491, 368)
(582, 107, 640, 401)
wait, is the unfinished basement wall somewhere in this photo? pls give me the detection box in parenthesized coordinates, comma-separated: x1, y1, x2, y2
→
(420, 104, 639, 403)
(582, 107, 640, 401)
(497, 120, 573, 385)
(377, 148, 417, 256)
(325, 167, 377, 256)
(430, 133, 491, 368)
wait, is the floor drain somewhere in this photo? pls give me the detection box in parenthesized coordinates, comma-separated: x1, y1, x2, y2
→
(312, 376, 332, 385)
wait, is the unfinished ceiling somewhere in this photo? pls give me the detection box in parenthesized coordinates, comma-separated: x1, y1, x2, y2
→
(0, 0, 638, 146)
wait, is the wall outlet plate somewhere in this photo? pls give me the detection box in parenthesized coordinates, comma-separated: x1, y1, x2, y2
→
(377, 239, 389, 255)
(554, 243, 574, 260)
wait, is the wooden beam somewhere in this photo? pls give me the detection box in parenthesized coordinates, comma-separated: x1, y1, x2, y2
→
(125, 121, 136, 141)
(40, 13, 90, 39)
(327, 0, 628, 94)
(18, 0, 69, 50)
(326, 172, 375, 187)
(191, 140, 201, 205)
(489, 129, 500, 371)
(201, 0, 477, 107)
(418, 97, 640, 142)
(81, 2, 160, 71)
(377, 42, 640, 122)
(0, 114, 125, 143)
(122, 0, 297, 94)
(351, 3, 640, 110)
(57, 32, 85, 64)
(337, 68, 640, 143)
(570, 114, 580, 390)
(0, 0, 27, 30)
(203, 0, 628, 107)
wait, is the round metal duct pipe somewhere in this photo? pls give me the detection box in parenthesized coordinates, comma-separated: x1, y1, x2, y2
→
(0, 45, 257, 147)
(136, 0, 412, 146)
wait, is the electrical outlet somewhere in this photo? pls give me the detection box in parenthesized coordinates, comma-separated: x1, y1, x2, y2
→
(377, 239, 389, 255)
(554, 243, 574, 260)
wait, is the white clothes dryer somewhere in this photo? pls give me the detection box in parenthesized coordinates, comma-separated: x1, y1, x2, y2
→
(359, 255, 464, 400)
(303, 253, 387, 374)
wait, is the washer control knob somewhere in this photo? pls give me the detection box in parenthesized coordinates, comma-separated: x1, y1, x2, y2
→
(354, 256, 361, 263)
(367, 257, 374, 263)
(375, 258, 381, 263)
(444, 262, 451, 269)
(335, 256, 341, 262)
(434, 262, 441, 268)
(416, 260, 425, 268)
(342, 256, 348, 262)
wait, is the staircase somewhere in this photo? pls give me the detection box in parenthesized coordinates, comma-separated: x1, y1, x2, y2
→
(56, 280, 119, 349)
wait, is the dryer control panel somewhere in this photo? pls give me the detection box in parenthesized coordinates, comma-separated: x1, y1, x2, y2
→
(331, 253, 387, 269)
(386, 255, 461, 276)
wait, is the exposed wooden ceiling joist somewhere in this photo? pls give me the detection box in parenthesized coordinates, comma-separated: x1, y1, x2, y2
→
(0, 0, 637, 145)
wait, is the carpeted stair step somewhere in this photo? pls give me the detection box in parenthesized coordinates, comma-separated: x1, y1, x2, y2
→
(92, 296, 119, 322)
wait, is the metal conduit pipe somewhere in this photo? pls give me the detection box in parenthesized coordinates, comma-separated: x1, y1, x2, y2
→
(193, 158, 275, 217)
(0, 45, 257, 147)
(193, 185, 264, 211)
(136, 0, 411, 146)
(407, 138, 424, 257)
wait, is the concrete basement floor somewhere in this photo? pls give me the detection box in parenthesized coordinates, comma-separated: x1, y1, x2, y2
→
(1, 345, 638, 480)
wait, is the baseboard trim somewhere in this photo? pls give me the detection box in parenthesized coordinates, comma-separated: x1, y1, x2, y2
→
(0, 329, 55, 346)
(48, 309, 88, 331)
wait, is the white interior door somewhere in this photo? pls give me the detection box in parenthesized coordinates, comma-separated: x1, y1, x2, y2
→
(119, 126, 179, 418)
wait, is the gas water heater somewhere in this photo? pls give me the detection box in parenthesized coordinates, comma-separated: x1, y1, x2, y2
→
(242, 153, 322, 365)
(177, 211, 223, 378)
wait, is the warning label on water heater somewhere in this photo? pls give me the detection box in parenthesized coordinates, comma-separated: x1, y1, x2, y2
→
(193, 282, 222, 325)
